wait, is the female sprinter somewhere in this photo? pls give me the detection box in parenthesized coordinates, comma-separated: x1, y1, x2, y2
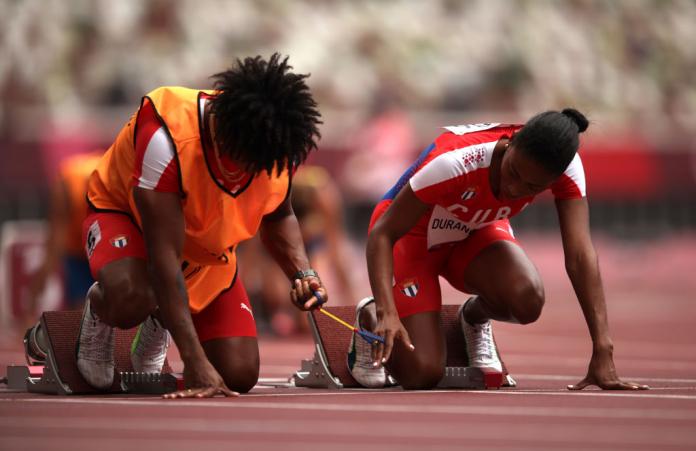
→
(348, 109, 649, 391)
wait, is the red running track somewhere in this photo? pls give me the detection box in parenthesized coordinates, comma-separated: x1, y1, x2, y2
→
(1, 234, 695, 450)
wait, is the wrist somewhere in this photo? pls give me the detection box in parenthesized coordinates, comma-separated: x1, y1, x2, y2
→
(292, 268, 319, 282)
(592, 338, 614, 354)
(169, 330, 207, 364)
(179, 347, 208, 366)
(376, 305, 398, 319)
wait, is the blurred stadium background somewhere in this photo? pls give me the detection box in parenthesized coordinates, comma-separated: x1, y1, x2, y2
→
(1, 0, 694, 333)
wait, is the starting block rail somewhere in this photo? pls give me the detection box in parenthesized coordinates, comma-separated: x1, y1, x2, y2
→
(120, 371, 184, 394)
(292, 305, 515, 390)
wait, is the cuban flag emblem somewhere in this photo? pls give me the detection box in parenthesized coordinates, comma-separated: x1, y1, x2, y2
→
(110, 235, 129, 248)
(461, 187, 477, 201)
(400, 279, 419, 298)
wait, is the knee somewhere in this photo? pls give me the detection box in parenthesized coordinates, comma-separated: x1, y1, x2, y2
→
(221, 362, 259, 394)
(100, 276, 155, 328)
(508, 277, 545, 325)
(395, 355, 444, 390)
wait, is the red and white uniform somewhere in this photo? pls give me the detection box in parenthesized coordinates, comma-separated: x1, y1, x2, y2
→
(369, 123, 585, 318)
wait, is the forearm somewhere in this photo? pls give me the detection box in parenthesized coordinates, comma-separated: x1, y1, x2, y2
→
(566, 250, 613, 350)
(132, 187, 208, 368)
(366, 230, 398, 317)
(149, 260, 207, 365)
(260, 214, 311, 279)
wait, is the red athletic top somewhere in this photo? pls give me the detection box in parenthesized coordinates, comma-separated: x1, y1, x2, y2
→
(382, 123, 586, 249)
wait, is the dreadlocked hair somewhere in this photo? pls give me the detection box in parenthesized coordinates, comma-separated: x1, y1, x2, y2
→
(210, 53, 322, 175)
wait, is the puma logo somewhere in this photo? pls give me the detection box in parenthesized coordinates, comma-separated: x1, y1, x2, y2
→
(240, 303, 254, 318)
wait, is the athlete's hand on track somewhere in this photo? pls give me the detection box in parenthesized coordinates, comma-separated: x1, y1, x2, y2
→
(372, 312, 414, 366)
(568, 348, 649, 391)
(164, 359, 239, 399)
(290, 277, 327, 310)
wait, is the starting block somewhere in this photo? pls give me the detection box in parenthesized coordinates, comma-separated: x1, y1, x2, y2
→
(5, 307, 514, 395)
(6, 310, 177, 395)
(292, 305, 516, 390)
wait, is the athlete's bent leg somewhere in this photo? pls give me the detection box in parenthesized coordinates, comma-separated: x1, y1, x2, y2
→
(459, 240, 545, 325)
(80, 211, 155, 389)
(360, 308, 445, 390)
(363, 217, 449, 389)
(91, 257, 157, 329)
(83, 211, 155, 329)
(442, 220, 544, 326)
(394, 312, 446, 389)
(191, 278, 259, 393)
(201, 337, 260, 393)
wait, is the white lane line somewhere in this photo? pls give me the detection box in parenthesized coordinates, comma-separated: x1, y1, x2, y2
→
(504, 355, 696, 370)
(464, 390, 696, 400)
(252, 389, 695, 401)
(3, 392, 696, 414)
(264, 373, 696, 385)
(257, 377, 291, 384)
(262, 371, 696, 384)
(494, 333, 696, 356)
(2, 384, 695, 401)
(513, 374, 696, 384)
(509, 386, 696, 392)
(246, 388, 696, 400)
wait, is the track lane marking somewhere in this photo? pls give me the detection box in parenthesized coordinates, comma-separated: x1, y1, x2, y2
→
(3, 392, 696, 409)
(512, 374, 696, 384)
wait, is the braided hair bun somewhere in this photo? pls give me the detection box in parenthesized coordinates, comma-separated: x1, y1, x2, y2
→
(561, 108, 589, 133)
(512, 108, 589, 174)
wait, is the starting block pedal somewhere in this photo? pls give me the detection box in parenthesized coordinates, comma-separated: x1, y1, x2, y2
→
(291, 327, 344, 389)
(6, 310, 175, 395)
(5, 365, 44, 390)
(292, 305, 516, 390)
(436, 366, 503, 389)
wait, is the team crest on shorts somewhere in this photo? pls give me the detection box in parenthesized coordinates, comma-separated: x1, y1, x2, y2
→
(400, 279, 419, 298)
(110, 235, 129, 248)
